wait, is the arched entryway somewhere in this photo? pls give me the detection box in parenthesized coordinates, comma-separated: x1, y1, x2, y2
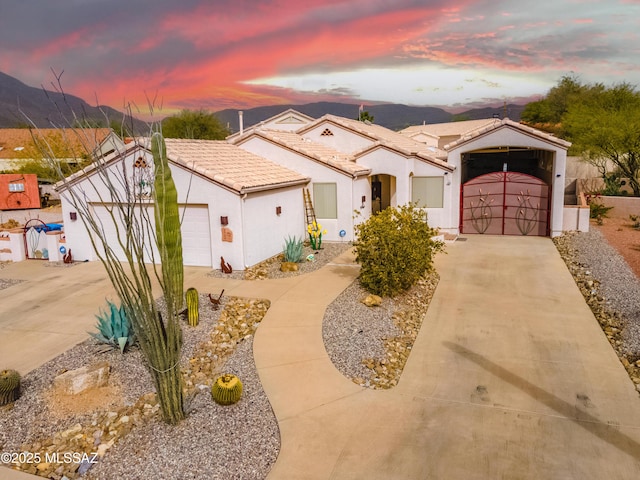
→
(461, 172, 550, 236)
(370, 174, 396, 214)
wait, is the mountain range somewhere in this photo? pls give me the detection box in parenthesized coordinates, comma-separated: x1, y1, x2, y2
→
(0, 71, 147, 132)
(215, 102, 525, 133)
(0, 71, 525, 132)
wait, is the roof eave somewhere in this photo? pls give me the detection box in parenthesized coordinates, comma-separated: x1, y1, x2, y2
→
(239, 177, 311, 195)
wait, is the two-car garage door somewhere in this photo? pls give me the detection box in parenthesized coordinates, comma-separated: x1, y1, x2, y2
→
(92, 204, 212, 266)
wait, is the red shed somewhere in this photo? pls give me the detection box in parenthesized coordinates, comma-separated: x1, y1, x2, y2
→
(0, 174, 41, 210)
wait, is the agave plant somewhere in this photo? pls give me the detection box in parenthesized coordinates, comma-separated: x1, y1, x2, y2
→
(283, 235, 304, 263)
(90, 300, 136, 353)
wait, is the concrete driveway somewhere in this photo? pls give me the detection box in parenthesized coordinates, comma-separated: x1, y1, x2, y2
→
(256, 236, 640, 479)
(2, 236, 640, 479)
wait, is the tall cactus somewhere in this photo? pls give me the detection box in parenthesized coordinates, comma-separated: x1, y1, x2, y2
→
(149, 131, 185, 423)
(186, 287, 199, 327)
(152, 132, 184, 313)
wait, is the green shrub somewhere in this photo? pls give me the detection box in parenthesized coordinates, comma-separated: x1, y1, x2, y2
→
(283, 235, 304, 263)
(589, 201, 613, 225)
(90, 300, 136, 353)
(354, 204, 443, 297)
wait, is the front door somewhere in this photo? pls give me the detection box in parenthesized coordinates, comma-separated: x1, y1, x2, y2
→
(461, 172, 549, 236)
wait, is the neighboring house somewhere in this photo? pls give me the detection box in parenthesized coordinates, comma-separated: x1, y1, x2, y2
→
(0, 128, 114, 202)
(0, 128, 113, 172)
(226, 109, 315, 141)
(56, 139, 309, 269)
(0, 173, 40, 210)
(400, 119, 498, 149)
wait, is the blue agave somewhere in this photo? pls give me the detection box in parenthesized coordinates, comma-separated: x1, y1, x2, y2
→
(90, 300, 135, 353)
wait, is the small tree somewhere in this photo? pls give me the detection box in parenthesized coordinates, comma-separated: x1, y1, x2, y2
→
(162, 109, 230, 139)
(354, 204, 443, 297)
(358, 110, 374, 123)
(564, 83, 640, 196)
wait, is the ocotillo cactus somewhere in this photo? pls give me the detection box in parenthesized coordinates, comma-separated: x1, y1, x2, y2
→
(0, 369, 21, 406)
(152, 132, 184, 313)
(186, 287, 199, 327)
(211, 374, 243, 405)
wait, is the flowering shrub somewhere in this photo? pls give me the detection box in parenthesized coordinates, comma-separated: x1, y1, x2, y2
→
(307, 221, 327, 250)
(354, 204, 443, 297)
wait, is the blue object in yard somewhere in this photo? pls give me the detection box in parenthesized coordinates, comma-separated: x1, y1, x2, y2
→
(31, 223, 62, 233)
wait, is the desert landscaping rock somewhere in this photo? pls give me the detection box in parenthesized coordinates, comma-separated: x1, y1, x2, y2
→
(554, 230, 640, 389)
(0, 294, 278, 479)
(324, 270, 439, 389)
(209, 241, 352, 280)
(53, 362, 110, 395)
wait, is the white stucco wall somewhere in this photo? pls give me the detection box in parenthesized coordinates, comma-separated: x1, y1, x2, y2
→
(303, 124, 375, 154)
(238, 137, 358, 241)
(356, 147, 452, 231)
(57, 147, 305, 268)
(447, 126, 568, 237)
(242, 186, 306, 267)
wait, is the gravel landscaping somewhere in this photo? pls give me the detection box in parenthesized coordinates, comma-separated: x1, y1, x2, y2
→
(3, 225, 640, 479)
(554, 228, 640, 391)
(0, 296, 279, 480)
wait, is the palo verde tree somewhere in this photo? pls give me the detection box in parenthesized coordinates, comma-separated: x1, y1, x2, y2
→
(23, 77, 187, 424)
(563, 82, 640, 196)
(523, 75, 640, 196)
(161, 109, 230, 139)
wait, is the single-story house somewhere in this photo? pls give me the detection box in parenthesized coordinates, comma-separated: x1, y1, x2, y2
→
(231, 114, 456, 241)
(232, 112, 572, 238)
(56, 139, 310, 269)
(52, 111, 577, 270)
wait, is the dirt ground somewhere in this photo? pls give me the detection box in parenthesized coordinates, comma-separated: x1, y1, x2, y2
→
(593, 216, 640, 278)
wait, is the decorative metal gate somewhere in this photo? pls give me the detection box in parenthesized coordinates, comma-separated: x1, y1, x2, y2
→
(461, 172, 549, 236)
(23, 219, 51, 259)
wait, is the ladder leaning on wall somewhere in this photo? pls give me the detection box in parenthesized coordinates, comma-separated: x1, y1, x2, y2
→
(303, 188, 317, 227)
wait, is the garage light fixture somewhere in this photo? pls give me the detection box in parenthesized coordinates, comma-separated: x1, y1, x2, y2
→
(220, 216, 228, 226)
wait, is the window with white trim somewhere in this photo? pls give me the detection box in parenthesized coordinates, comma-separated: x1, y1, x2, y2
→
(9, 183, 25, 192)
(411, 176, 444, 208)
(312, 183, 337, 219)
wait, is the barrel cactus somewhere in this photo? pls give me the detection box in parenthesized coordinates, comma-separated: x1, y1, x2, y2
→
(0, 369, 21, 406)
(211, 374, 243, 405)
(186, 287, 199, 327)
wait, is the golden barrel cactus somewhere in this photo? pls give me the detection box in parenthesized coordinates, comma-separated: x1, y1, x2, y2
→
(211, 374, 242, 405)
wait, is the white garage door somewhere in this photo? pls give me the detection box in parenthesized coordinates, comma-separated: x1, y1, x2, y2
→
(91, 204, 212, 267)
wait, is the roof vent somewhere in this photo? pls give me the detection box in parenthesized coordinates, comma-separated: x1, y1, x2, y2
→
(320, 128, 334, 136)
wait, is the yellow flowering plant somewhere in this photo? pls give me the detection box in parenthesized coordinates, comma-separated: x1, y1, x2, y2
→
(307, 221, 327, 250)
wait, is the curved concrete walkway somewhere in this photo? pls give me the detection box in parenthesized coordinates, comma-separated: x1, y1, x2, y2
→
(250, 236, 640, 479)
(2, 236, 640, 479)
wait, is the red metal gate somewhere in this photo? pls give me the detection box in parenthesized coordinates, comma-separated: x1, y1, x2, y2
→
(461, 172, 549, 236)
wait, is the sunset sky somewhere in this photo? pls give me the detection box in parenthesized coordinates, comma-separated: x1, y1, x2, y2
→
(1, 0, 639, 117)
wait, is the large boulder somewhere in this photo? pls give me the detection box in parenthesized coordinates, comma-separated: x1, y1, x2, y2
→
(53, 362, 110, 395)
